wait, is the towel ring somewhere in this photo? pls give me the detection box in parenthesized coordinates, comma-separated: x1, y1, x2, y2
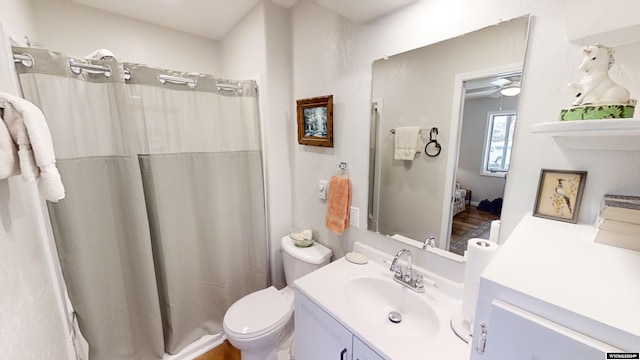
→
(425, 127, 441, 157)
(425, 141, 441, 157)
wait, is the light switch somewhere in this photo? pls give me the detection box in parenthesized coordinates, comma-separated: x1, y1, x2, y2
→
(318, 180, 327, 200)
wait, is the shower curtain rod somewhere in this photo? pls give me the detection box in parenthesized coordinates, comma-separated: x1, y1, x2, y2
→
(217, 83, 245, 90)
(13, 52, 249, 91)
(69, 58, 116, 77)
(158, 74, 197, 88)
(158, 75, 247, 91)
(13, 53, 133, 79)
(13, 52, 34, 67)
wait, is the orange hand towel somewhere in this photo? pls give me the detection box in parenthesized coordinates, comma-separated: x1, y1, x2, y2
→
(326, 175, 351, 235)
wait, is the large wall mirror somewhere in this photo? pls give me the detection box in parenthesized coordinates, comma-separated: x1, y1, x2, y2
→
(367, 16, 530, 257)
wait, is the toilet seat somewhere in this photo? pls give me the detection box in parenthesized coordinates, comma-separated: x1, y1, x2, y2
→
(224, 286, 293, 340)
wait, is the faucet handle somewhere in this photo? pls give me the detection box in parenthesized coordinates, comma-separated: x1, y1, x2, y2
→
(415, 273, 424, 290)
(385, 260, 403, 279)
(394, 264, 403, 279)
(404, 267, 412, 282)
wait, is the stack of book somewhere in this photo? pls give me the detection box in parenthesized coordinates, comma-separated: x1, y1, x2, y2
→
(594, 194, 640, 252)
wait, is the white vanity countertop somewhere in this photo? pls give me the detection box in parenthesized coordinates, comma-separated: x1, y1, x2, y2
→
(295, 252, 471, 359)
(482, 214, 640, 341)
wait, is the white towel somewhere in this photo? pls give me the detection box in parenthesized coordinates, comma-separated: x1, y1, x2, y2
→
(394, 126, 421, 160)
(0, 92, 65, 202)
(0, 109, 19, 179)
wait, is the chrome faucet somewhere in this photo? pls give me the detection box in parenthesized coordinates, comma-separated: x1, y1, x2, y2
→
(390, 249, 413, 281)
(389, 249, 425, 293)
(423, 235, 436, 249)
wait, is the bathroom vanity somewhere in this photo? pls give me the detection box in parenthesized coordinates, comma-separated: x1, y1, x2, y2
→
(294, 243, 470, 360)
(294, 216, 640, 360)
(295, 293, 384, 360)
(471, 215, 640, 358)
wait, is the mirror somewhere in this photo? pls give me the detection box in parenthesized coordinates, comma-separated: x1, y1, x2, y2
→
(367, 16, 530, 256)
(447, 70, 520, 255)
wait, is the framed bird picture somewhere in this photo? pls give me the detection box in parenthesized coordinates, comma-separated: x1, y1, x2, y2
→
(533, 169, 587, 223)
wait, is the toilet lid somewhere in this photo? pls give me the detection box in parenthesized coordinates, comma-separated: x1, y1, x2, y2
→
(224, 286, 293, 339)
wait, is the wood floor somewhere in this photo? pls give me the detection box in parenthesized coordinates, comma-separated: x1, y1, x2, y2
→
(194, 340, 240, 360)
(450, 206, 500, 243)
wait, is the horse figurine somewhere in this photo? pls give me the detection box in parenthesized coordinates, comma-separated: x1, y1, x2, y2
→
(568, 44, 631, 106)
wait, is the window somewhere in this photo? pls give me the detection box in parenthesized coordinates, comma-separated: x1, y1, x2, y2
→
(482, 112, 516, 177)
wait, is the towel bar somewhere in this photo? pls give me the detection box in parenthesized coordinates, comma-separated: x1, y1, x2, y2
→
(390, 128, 428, 134)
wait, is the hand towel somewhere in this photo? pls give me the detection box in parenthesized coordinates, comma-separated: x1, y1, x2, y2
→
(325, 175, 351, 235)
(0, 109, 19, 179)
(0, 92, 65, 202)
(394, 126, 421, 160)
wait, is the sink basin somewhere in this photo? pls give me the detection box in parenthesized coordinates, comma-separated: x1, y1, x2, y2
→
(344, 276, 439, 339)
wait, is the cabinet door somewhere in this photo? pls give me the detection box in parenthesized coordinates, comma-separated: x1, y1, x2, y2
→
(353, 337, 385, 360)
(480, 300, 620, 359)
(295, 291, 353, 360)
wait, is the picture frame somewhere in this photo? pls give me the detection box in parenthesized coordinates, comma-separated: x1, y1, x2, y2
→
(296, 95, 333, 147)
(533, 169, 587, 223)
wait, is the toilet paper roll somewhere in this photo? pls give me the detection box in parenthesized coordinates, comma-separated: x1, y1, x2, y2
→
(488, 220, 501, 244)
(461, 238, 499, 325)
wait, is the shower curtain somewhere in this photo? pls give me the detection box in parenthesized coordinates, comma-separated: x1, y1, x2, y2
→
(13, 47, 268, 359)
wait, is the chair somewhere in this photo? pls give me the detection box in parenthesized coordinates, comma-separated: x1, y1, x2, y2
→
(453, 183, 467, 216)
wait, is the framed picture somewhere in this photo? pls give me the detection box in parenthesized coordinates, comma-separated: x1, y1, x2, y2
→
(533, 169, 587, 223)
(296, 95, 333, 147)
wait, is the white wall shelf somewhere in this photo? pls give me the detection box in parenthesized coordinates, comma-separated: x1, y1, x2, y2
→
(531, 119, 640, 150)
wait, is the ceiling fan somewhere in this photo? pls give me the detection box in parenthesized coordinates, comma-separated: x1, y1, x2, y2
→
(490, 77, 521, 96)
(465, 76, 521, 98)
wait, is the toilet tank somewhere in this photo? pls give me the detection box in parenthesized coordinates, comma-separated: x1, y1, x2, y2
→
(281, 235, 332, 286)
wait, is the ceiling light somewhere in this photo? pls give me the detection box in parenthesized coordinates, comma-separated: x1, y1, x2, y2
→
(500, 84, 521, 96)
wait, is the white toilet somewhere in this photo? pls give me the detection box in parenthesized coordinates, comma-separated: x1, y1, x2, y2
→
(223, 235, 332, 360)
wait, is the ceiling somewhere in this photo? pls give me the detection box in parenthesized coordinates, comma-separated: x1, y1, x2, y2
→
(71, 0, 417, 40)
(465, 73, 522, 99)
(72, 0, 261, 40)
(315, 0, 417, 23)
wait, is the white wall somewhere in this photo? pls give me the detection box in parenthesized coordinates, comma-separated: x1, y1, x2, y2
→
(31, 0, 221, 75)
(220, 1, 293, 289)
(458, 96, 518, 203)
(290, 0, 467, 281)
(220, 3, 265, 79)
(0, 4, 71, 359)
(261, 2, 294, 288)
(501, 17, 640, 241)
(291, 0, 371, 261)
(289, 0, 640, 283)
(1, 0, 39, 41)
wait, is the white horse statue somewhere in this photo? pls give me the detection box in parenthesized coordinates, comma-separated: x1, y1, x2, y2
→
(568, 44, 632, 106)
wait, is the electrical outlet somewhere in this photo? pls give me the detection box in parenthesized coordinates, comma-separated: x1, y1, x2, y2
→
(350, 206, 360, 228)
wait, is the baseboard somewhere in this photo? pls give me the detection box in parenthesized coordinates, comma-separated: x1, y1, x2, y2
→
(163, 333, 224, 360)
(470, 201, 479, 207)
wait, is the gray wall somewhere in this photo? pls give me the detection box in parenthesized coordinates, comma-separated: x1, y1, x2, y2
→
(457, 96, 518, 203)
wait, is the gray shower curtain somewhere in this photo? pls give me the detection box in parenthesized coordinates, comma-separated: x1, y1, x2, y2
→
(14, 47, 268, 359)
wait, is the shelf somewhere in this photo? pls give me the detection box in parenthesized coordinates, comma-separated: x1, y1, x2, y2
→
(531, 119, 640, 150)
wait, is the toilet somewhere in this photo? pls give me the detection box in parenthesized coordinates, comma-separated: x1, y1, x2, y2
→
(223, 235, 332, 360)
